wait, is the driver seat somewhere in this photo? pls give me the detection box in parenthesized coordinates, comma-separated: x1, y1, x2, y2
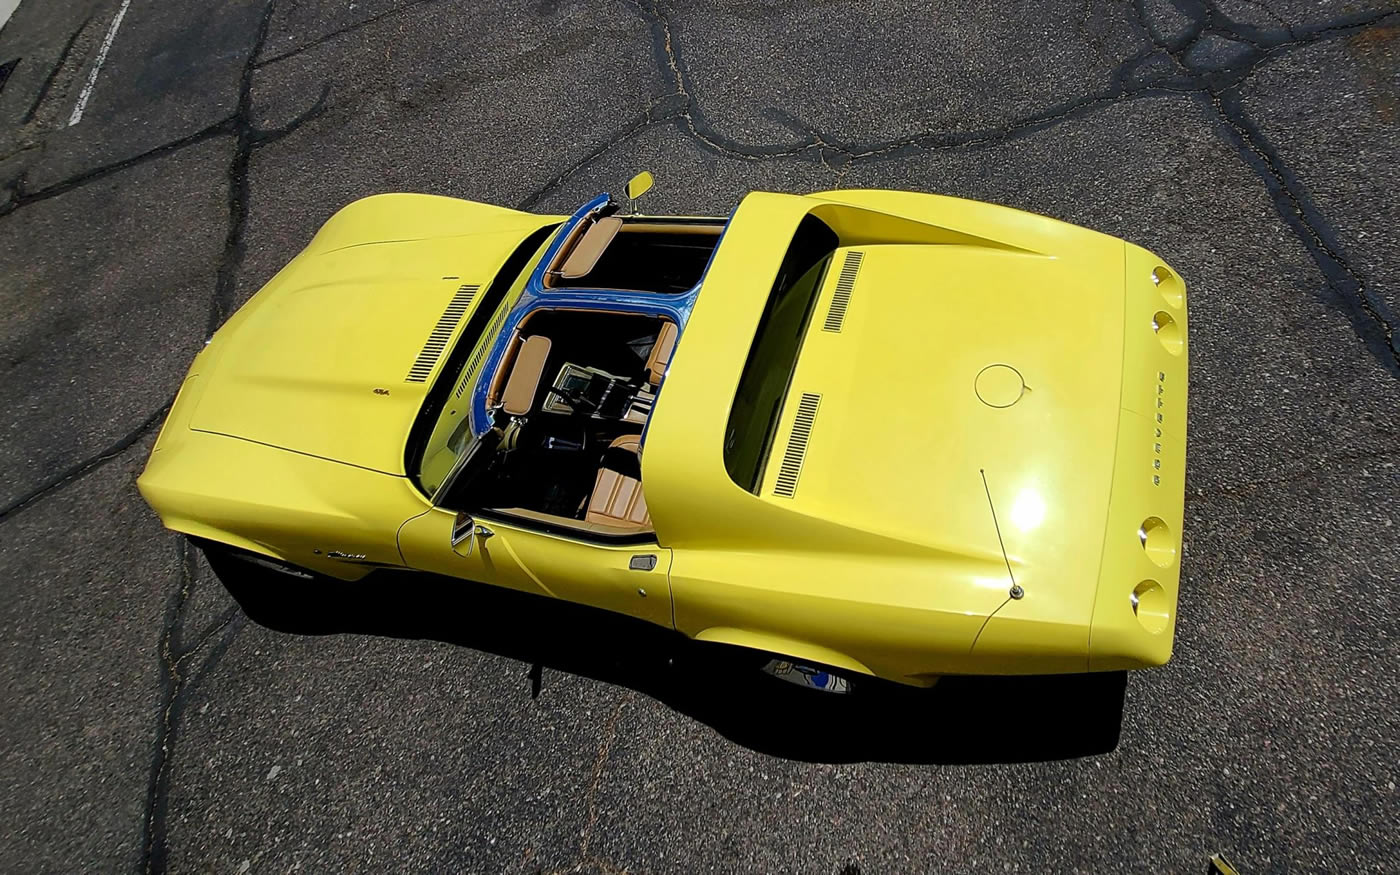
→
(585, 434, 650, 530)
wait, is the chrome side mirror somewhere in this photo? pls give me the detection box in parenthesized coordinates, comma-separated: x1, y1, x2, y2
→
(625, 171, 654, 213)
(451, 511, 475, 555)
(450, 511, 493, 557)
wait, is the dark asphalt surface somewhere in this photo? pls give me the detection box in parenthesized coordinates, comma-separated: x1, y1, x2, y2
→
(2, 0, 1398, 872)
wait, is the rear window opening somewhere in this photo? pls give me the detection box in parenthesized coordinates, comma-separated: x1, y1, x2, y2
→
(723, 214, 839, 494)
(546, 217, 724, 294)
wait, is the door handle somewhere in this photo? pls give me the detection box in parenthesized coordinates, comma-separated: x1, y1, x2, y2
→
(629, 554, 657, 571)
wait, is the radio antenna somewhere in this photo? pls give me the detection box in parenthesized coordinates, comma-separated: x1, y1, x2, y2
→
(980, 469, 1024, 600)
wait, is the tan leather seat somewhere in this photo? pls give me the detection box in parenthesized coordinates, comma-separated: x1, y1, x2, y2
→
(646, 322, 678, 386)
(585, 434, 649, 529)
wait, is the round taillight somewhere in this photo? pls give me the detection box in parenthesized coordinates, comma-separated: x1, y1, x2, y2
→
(1152, 311, 1183, 355)
(1151, 266, 1185, 310)
(1131, 580, 1171, 634)
(1138, 517, 1176, 567)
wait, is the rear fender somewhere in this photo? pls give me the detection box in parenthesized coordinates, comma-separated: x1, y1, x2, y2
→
(691, 626, 873, 678)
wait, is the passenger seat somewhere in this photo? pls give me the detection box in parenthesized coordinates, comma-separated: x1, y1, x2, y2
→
(585, 434, 649, 529)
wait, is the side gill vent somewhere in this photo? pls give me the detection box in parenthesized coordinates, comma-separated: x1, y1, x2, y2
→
(773, 393, 821, 498)
(406, 284, 479, 382)
(822, 250, 863, 332)
(454, 305, 507, 399)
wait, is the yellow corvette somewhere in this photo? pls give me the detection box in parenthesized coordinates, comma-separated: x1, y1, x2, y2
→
(137, 178, 1188, 690)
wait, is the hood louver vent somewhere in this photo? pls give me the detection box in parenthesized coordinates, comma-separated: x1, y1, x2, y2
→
(406, 284, 479, 383)
(454, 305, 508, 399)
(773, 393, 821, 498)
(822, 250, 863, 333)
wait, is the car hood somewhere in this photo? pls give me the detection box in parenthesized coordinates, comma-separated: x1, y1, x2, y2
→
(186, 197, 558, 474)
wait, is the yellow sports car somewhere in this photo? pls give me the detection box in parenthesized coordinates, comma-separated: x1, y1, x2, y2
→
(137, 177, 1188, 690)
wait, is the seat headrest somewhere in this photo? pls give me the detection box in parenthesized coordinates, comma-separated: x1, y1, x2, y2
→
(646, 322, 679, 385)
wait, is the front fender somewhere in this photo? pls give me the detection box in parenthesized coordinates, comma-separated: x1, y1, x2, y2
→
(304, 193, 558, 256)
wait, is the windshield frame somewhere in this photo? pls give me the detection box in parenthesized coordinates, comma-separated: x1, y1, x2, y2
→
(403, 222, 561, 496)
(408, 191, 740, 502)
(431, 426, 504, 509)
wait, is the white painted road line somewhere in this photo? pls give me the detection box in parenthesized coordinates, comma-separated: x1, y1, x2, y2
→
(0, 0, 22, 34)
(67, 0, 131, 127)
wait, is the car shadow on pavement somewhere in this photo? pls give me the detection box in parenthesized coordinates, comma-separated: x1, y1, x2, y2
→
(242, 568, 1127, 765)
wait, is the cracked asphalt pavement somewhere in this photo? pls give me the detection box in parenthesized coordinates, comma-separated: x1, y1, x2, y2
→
(2, 0, 1398, 872)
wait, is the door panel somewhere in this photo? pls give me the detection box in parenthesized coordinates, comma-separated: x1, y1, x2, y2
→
(397, 508, 673, 628)
(397, 508, 550, 598)
(491, 521, 673, 628)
